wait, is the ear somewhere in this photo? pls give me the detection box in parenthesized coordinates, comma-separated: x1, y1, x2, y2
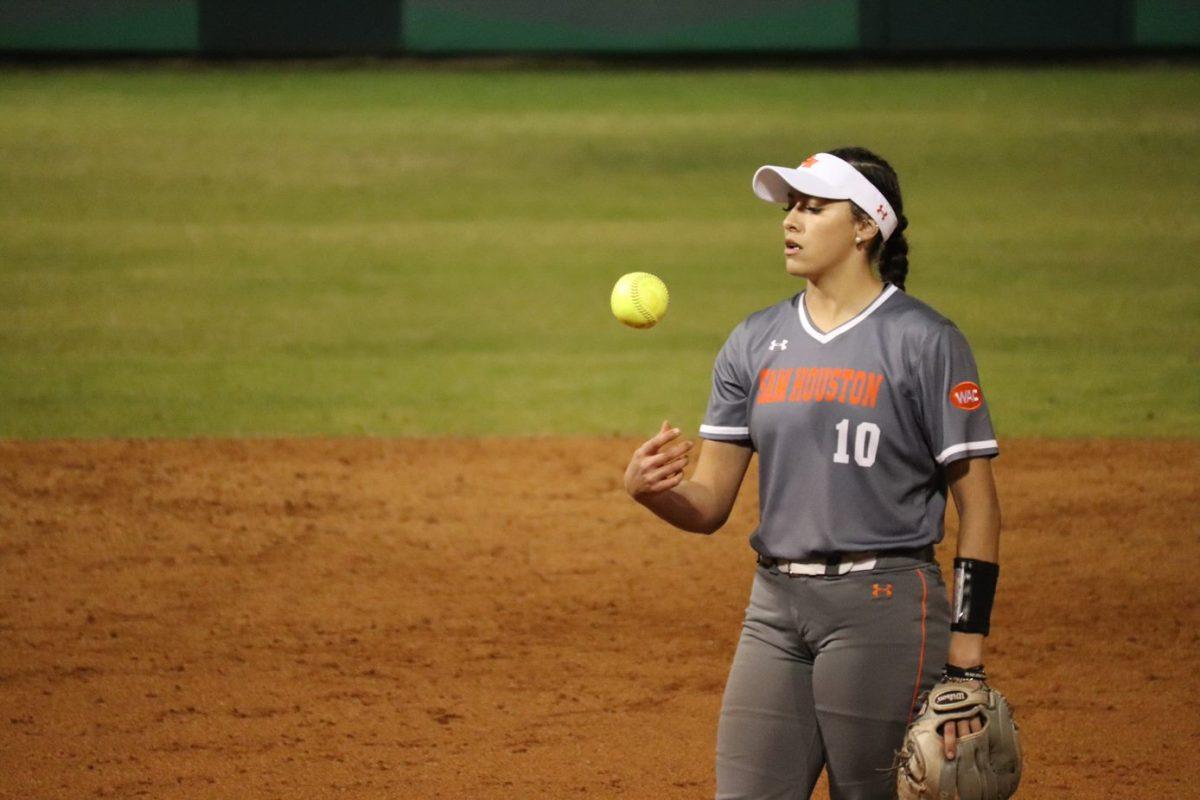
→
(854, 214, 880, 243)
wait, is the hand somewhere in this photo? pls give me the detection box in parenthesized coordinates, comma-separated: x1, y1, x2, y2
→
(624, 420, 693, 500)
(942, 640, 986, 761)
(942, 712, 984, 760)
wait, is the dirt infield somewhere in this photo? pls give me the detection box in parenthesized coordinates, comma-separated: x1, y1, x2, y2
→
(1, 437, 1197, 799)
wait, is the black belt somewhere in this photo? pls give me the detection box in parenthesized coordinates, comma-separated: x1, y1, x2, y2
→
(756, 544, 935, 577)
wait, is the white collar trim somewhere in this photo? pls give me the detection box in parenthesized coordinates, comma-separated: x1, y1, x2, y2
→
(797, 284, 898, 344)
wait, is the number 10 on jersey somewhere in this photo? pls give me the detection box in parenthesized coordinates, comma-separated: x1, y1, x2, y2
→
(834, 419, 880, 467)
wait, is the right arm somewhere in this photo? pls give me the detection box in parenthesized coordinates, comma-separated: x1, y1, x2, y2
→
(624, 420, 753, 534)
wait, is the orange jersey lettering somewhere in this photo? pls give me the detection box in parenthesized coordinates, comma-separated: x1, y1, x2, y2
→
(759, 365, 886, 409)
(756, 368, 793, 404)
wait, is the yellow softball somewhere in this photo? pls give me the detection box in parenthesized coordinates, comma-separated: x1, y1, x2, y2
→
(610, 272, 669, 329)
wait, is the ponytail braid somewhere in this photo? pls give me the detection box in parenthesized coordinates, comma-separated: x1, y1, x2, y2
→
(827, 146, 910, 291)
(879, 213, 909, 291)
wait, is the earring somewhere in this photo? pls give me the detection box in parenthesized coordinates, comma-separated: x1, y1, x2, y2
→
(854, 235, 863, 244)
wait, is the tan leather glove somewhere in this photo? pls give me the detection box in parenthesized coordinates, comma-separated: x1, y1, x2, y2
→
(895, 679, 1022, 800)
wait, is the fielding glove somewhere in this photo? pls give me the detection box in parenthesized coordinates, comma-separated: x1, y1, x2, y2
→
(895, 677, 1022, 800)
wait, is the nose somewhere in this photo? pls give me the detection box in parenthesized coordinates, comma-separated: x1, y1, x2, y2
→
(783, 203, 803, 232)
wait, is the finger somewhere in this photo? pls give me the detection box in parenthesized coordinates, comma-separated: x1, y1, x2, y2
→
(640, 451, 673, 469)
(969, 715, 983, 734)
(643, 455, 689, 484)
(645, 458, 687, 488)
(633, 420, 674, 458)
(663, 439, 693, 459)
(641, 440, 692, 467)
(943, 721, 957, 760)
(643, 454, 689, 484)
(650, 422, 681, 450)
(646, 471, 686, 493)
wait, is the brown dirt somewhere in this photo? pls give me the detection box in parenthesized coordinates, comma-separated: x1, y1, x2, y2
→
(1, 437, 1197, 799)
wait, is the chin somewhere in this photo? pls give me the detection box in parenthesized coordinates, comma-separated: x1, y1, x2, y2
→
(784, 260, 813, 279)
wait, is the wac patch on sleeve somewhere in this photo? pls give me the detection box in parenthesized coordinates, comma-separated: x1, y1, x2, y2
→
(949, 381, 983, 411)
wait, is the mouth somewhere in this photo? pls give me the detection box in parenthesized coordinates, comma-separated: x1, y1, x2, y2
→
(784, 238, 801, 256)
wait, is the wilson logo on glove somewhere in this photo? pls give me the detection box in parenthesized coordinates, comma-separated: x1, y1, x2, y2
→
(935, 689, 968, 704)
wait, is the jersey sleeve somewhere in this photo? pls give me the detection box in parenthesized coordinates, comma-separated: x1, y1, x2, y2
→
(916, 322, 999, 466)
(699, 322, 754, 445)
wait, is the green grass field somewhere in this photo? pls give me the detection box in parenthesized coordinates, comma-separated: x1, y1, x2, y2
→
(1, 64, 1197, 438)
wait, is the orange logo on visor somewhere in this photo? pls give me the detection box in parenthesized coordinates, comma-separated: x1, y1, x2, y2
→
(800, 156, 819, 168)
(949, 381, 983, 411)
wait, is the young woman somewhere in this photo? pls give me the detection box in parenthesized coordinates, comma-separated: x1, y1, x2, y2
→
(624, 147, 1002, 800)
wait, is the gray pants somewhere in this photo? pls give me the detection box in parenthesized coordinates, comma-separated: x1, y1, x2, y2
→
(716, 556, 951, 800)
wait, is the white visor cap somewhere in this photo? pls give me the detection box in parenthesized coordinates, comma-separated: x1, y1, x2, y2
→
(752, 153, 898, 241)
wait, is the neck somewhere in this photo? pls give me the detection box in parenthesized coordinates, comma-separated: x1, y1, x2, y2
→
(804, 261, 884, 322)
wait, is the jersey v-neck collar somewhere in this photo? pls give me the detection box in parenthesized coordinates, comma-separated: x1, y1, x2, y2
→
(797, 283, 898, 344)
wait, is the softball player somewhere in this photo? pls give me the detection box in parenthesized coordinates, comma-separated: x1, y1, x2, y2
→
(624, 147, 1003, 800)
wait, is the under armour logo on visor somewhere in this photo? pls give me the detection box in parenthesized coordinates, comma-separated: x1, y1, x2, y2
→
(769, 339, 788, 351)
(876, 204, 889, 220)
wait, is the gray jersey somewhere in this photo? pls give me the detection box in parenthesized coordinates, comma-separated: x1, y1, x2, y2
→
(700, 284, 998, 559)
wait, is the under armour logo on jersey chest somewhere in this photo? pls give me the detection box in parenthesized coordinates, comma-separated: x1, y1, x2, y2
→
(768, 339, 788, 351)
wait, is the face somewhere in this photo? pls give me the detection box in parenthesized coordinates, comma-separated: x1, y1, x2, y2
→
(781, 192, 871, 279)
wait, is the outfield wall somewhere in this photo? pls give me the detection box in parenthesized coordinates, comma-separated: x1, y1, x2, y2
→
(0, 0, 1197, 55)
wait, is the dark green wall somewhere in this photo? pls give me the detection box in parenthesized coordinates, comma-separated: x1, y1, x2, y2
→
(198, 0, 398, 55)
(1135, 0, 1200, 46)
(0, 1, 198, 51)
(0, 0, 1195, 55)
(861, 0, 1129, 52)
(401, 1, 859, 53)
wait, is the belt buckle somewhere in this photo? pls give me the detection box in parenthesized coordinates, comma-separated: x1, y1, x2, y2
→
(821, 552, 879, 577)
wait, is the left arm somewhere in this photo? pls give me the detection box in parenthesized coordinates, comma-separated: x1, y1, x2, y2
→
(941, 455, 1001, 759)
(944, 455, 1001, 668)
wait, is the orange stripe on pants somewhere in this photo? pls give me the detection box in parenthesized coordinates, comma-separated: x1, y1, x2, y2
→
(907, 568, 929, 726)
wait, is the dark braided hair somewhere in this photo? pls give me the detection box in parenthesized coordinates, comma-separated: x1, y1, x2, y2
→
(827, 147, 910, 291)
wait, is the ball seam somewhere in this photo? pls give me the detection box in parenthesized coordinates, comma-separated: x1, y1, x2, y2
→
(629, 275, 655, 323)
